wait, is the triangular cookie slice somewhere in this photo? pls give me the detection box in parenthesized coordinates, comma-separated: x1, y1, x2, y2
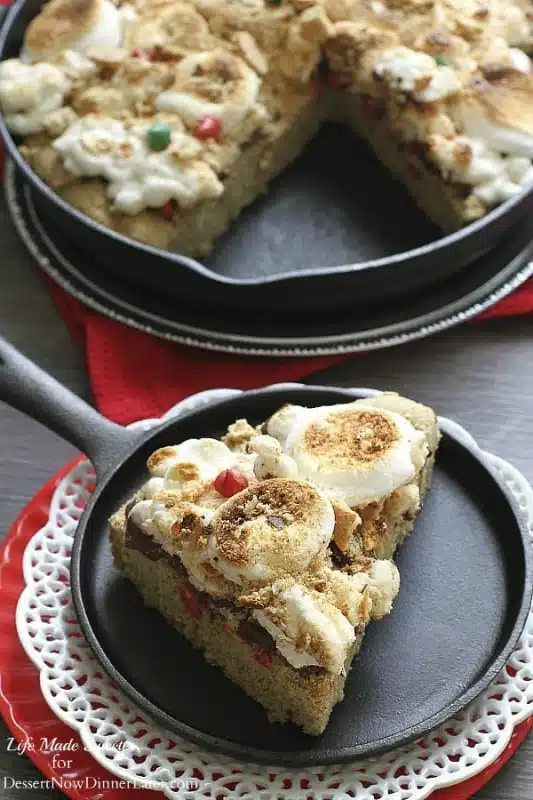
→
(110, 393, 439, 734)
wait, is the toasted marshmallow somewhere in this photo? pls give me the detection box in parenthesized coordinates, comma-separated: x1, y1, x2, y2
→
(0, 59, 70, 134)
(147, 437, 255, 483)
(373, 47, 461, 103)
(156, 49, 261, 134)
(254, 582, 355, 674)
(59, 49, 97, 79)
(128, 438, 258, 594)
(455, 102, 533, 158)
(491, 2, 532, 47)
(319, 568, 373, 626)
(53, 116, 223, 214)
(428, 133, 533, 205)
(366, 559, 400, 618)
(323, 559, 400, 622)
(266, 402, 427, 507)
(124, 2, 210, 53)
(251, 434, 299, 480)
(130, 494, 212, 539)
(140, 476, 165, 499)
(207, 479, 335, 585)
(266, 403, 303, 444)
(452, 73, 533, 158)
(508, 48, 532, 74)
(23, 0, 123, 62)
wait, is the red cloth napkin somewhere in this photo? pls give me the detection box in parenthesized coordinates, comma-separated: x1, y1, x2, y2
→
(44, 276, 349, 423)
(2, 126, 533, 424)
(42, 272, 533, 425)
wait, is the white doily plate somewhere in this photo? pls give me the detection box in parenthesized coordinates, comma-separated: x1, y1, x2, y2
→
(14, 387, 533, 800)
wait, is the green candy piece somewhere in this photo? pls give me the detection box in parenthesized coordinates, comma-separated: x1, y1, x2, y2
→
(147, 124, 171, 152)
(434, 55, 449, 67)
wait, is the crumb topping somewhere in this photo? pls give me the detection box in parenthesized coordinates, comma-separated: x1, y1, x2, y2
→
(331, 496, 362, 551)
(222, 418, 259, 451)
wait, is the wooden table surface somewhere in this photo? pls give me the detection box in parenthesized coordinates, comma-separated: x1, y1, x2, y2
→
(0, 201, 532, 799)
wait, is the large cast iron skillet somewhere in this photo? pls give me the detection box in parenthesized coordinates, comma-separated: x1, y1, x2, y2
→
(2, 0, 533, 313)
(1, 336, 531, 766)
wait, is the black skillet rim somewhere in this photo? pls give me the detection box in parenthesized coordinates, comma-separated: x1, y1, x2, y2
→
(6, 158, 533, 356)
(2, 0, 533, 290)
(69, 385, 533, 767)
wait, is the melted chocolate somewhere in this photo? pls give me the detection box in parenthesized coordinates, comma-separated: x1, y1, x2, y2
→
(329, 540, 351, 568)
(299, 665, 327, 677)
(209, 596, 236, 609)
(125, 515, 185, 573)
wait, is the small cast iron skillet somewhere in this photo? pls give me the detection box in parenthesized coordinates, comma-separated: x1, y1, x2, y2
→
(2, 0, 533, 313)
(0, 336, 532, 766)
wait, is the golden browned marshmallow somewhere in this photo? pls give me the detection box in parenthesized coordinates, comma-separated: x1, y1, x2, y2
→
(207, 479, 335, 584)
(267, 401, 428, 507)
(24, 0, 123, 61)
(156, 48, 262, 134)
(123, 1, 213, 54)
(253, 578, 357, 673)
(453, 71, 533, 157)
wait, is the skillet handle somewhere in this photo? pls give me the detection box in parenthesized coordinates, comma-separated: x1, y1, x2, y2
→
(0, 337, 135, 477)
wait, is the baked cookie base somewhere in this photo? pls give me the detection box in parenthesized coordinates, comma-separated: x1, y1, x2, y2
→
(109, 504, 364, 736)
(330, 91, 471, 234)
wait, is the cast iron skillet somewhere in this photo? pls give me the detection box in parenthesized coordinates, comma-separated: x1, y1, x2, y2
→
(1, 336, 532, 766)
(2, 0, 533, 313)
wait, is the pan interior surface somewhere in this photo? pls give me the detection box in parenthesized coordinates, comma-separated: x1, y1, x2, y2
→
(200, 123, 441, 280)
(73, 388, 530, 765)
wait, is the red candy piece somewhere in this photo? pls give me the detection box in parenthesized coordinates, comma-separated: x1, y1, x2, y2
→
(360, 93, 384, 118)
(253, 646, 273, 668)
(194, 116, 223, 141)
(214, 469, 249, 497)
(161, 199, 174, 220)
(132, 48, 152, 61)
(177, 584, 203, 619)
(327, 72, 348, 88)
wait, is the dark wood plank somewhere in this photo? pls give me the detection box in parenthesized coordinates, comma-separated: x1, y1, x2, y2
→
(0, 206, 532, 799)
